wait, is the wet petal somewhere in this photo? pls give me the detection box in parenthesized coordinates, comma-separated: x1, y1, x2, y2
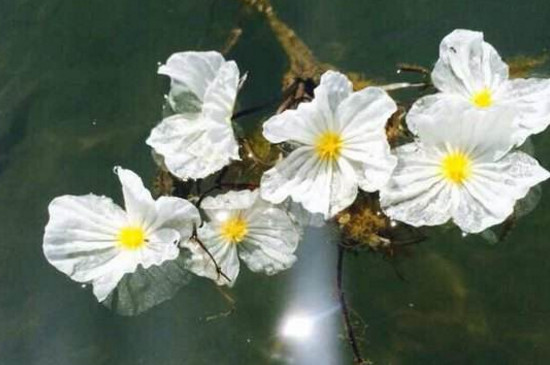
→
(500, 78, 550, 145)
(314, 71, 353, 129)
(454, 153, 545, 233)
(262, 101, 324, 145)
(432, 29, 508, 97)
(261, 147, 340, 218)
(406, 93, 462, 135)
(149, 196, 201, 240)
(202, 61, 240, 123)
(146, 115, 239, 180)
(341, 131, 397, 192)
(139, 228, 181, 269)
(158, 51, 225, 113)
(201, 190, 258, 223)
(337, 87, 397, 137)
(329, 157, 359, 216)
(412, 102, 517, 161)
(238, 199, 300, 275)
(188, 224, 240, 286)
(43, 194, 134, 301)
(114, 167, 156, 227)
(380, 144, 454, 227)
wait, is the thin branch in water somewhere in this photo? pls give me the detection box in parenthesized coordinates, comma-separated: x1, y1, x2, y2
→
(396, 63, 431, 76)
(192, 228, 232, 284)
(337, 245, 366, 364)
(221, 27, 243, 55)
(380, 82, 431, 92)
(206, 286, 237, 321)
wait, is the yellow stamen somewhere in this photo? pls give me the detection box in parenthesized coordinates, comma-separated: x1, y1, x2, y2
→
(440, 151, 472, 184)
(471, 88, 493, 108)
(118, 226, 146, 250)
(220, 216, 248, 244)
(315, 131, 343, 161)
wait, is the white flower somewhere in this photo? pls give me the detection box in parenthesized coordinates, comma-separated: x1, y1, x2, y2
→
(408, 29, 550, 146)
(260, 70, 397, 219)
(182, 190, 300, 286)
(43, 167, 200, 302)
(146, 51, 241, 180)
(380, 102, 550, 233)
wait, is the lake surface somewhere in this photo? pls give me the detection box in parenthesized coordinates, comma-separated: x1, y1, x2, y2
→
(1, 0, 550, 364)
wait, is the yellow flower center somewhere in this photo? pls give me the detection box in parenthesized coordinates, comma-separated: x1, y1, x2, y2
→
(315, 131, 343, 161)
(471, 88, 493, 108)
(440, 151, 472, 184)
(220, 216, 248, 244)
(118, 226, 146, 250)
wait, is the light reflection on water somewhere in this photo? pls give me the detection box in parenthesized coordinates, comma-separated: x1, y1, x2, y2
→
(276, 226, 342, 365)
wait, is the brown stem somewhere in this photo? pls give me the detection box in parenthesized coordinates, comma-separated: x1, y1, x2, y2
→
(337, 245, 366, 364)
(396, 63, 430, 76)
(205, 286, 237, 322)
(192, 228, 232, 283)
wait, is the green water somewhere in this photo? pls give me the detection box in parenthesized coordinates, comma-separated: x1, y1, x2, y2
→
(1, 0, 550, 364)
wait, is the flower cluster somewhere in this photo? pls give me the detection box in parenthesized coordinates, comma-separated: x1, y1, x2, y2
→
(43, 29, 550, 314)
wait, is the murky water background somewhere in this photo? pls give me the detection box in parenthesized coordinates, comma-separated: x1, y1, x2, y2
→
(1, 0, 550, 364)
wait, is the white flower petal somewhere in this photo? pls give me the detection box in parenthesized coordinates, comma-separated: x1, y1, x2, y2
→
(91, 255, 136, 302)
(412, 102, 517, 161)
(43, 194, 135, 301)
(139, 228, 181, 269)
(500, 78, 550, 145)
(115, 167, 157, 227)
(149, 196, 200, 241)
(337, 87, 397, 137)
(238, 235, 297, 275)
(261, 148, 341, 218)
(492, 151, 550, 199)
(238, 199, 300, 275)
(341, 131, 397, 192)
(146, 114, 239, 180)
(262, 71, 352, 145)
(191, 224, 240, 286)
(262, 101, 324, 145)
(314, 71, 353, 129)
(452, 187, 506, 233)
(283, 199, 326, 228)
(406, 93, 462, 135)
(380, 144, 454, 227)
(201, 189, 257, 222)
(43, 195, 125, 271)
(432, 29, 508, 97)
(158, 51, 225, 112)
(454, 153, 545, 233)
(261, 147, 317, 203)
(202, 60, 240, 123)
(329, 158, 359, 215)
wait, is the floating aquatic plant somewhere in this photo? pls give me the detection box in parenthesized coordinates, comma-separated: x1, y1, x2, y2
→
(41, 7, 550, 363)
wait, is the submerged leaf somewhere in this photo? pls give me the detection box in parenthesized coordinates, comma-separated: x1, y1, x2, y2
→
(103, 253, 192, 316)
